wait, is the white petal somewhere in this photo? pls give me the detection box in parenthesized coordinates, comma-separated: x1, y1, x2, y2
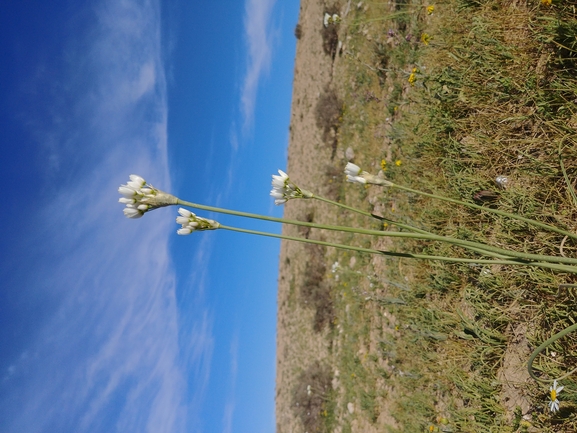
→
(123, 208, 142, 218)
(118, 186, 137, 197)
(137, 204, 148, 211)
(277, 169, 289, 179)
(176, 216, 189, 225)
(118, 197, 135, 204)
(275, 198, 287, 205)
(270, 190, 285, 199)
(178, 208, 193, 217)
(177, 228, 192, 235)
(345, 162, 362, 176)
(129, 174, 146, 186)
(346, 175, 366, 184)
(127, 180, 143, 190)
(272, 178, 285, 188)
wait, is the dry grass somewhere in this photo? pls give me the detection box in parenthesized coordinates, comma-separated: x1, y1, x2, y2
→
(280, 0, 577, 432)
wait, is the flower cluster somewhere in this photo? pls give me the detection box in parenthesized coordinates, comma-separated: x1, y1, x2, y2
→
(176, 208, 220, 235)
(345, 163, 393, 186)
(323, 13, 341, 27)
(408, 67, 418, 86)
(118, 174, 177, 219)
(421, 33, 431, 45)
(270, 170, 312, 205)
(549, 380, 563, 413)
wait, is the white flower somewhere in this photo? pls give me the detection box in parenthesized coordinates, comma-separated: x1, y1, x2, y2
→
(176, 208, 220, 235)
(344, 162, 393, 186)
(118, 174, 177, 218)
(323, 12, 331, 27)
(344, 162, 368, 184)
(270, 169, 312, 205)
(549, 380, 564, 413)
(332, 13, 341, 24)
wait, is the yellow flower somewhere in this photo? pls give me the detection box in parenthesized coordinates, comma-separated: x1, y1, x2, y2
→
(427, 5, 435, 14)
(395, 159, 402, 166)
(380, 159, 387, 170)
(541, 0, 552, 5)
(421, 33, 430, 45)
(408, 72, 417, 86)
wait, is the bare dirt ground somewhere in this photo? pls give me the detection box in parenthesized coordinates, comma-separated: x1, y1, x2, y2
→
(275, 2, 336, 432)
(275, 1, 398, 431)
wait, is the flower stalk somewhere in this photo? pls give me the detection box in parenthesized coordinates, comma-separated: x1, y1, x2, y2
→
(343, 164, 577, 241)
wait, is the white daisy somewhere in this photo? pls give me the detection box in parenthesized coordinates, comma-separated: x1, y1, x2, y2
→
(549, 379, 564, 413)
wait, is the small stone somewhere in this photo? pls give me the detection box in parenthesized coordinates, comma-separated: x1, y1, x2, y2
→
(345, 147, 355, 161)
(495, 175, 509, 189)
(347, 402, 355, 414)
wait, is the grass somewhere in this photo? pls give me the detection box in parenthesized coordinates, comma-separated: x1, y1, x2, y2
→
(298, 0, 577, 432)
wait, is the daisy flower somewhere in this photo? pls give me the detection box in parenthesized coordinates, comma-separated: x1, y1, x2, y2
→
(549, 379, 563, 413)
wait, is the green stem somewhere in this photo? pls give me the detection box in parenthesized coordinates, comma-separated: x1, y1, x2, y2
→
(218, 225, 577, 274)
(177, 199, 577, 266)
(313, 195, 510, 259)
(390, 183, 577, 241)
(528, 320, 577, 383)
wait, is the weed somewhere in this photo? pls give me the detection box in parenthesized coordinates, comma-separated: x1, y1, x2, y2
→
(291, 361, 334, 433)
(295, 22, 303, 39)
(321, 3, 341, 58)
(315, 85, 343, 155)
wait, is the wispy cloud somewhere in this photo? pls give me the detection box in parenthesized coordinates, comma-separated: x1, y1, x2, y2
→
(0, 0, 213, 432)
(222, 334, 239, 433)
(240, 0, 277, 130)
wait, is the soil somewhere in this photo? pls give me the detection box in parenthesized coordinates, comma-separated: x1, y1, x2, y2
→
(274, 1, 398, 431)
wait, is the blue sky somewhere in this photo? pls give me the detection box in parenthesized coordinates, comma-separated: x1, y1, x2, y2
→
(0, 1, 298, 432)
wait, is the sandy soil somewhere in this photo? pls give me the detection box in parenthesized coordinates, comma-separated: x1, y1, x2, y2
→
(275, 1, 340, 432)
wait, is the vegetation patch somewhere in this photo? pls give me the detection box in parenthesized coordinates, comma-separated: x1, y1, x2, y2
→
(291, 361, 335, 433)
(295, 0, 577, 432)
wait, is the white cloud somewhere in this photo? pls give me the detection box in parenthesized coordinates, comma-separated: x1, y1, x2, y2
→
(241, 0, 277, 130)
(222, 334, 239, 433)
(0, 0, 213, 432)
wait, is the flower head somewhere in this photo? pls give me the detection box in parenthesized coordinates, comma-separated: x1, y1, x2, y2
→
(270, 169, 312, 205)
(176, 208, 220, 235)
(549, 380, 564, 413)
(345, 162, 394, 186)
(427, 5, 435, 14)
(118, 174, 177, 218)
(421, 33, 431, 45)
(541, 0, 552, 5)
(324, 12, 340, 27)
